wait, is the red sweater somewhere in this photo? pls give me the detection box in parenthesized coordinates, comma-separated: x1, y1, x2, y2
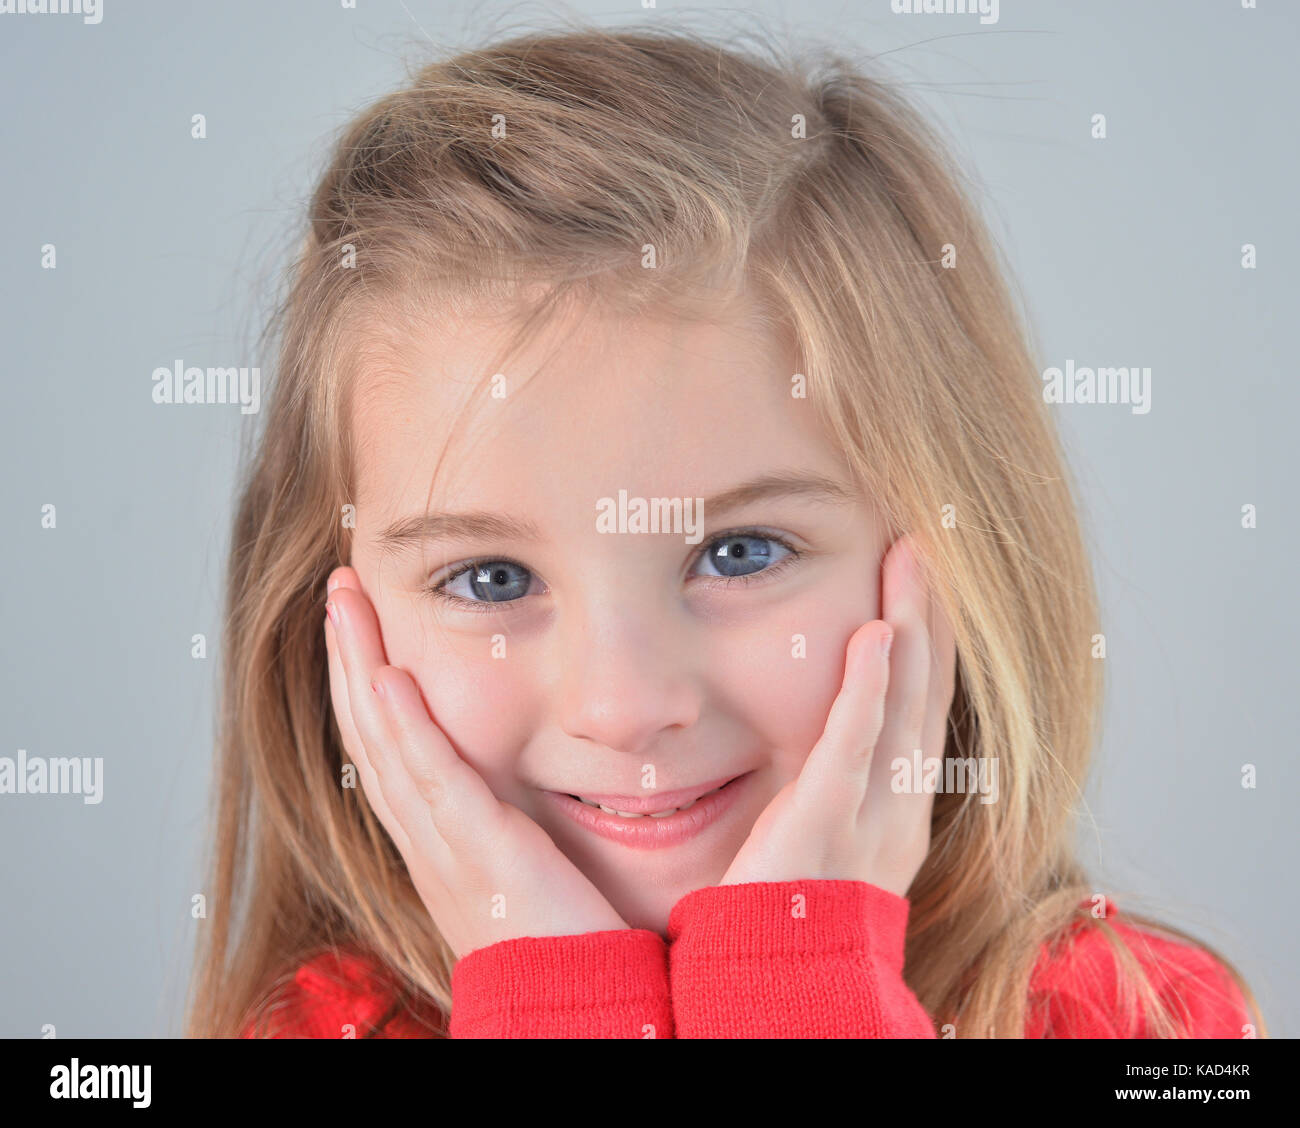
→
(242, 881, 1251, 1038)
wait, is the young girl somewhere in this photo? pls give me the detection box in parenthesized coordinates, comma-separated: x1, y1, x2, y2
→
(188, 26, 1264, 1038)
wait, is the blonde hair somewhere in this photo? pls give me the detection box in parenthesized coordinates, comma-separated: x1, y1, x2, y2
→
(187, 24, 1264, 1038)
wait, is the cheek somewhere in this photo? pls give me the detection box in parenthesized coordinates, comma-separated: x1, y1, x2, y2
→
(371, 596, 538, 784)
(705, 587, 877, 774)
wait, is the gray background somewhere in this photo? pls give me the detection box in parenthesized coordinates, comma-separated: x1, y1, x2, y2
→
(1, 0, 1294, 1037)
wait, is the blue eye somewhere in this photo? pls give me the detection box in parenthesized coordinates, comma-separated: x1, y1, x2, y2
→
(442, 560, 534, 603)
(692, 534, 792, 578)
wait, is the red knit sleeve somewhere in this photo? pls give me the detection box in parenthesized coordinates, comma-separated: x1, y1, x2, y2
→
(449, 929, 674, 1038)
(243, 930, 675, 1039)
(1026, 905, 1254, 1039)
(666, 880, 936, 1038)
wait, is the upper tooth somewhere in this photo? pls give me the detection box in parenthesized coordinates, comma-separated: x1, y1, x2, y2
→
(575, 781, 729, 818)
(592, 802, 682, 818)
(599, 804, 643, 818)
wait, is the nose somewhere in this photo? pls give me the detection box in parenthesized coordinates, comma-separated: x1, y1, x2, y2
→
(556, 602, 702, 758)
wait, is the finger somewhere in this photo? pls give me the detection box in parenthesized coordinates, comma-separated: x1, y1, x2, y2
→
(324, 611, 408, 851)
(322, 600, 366, 759)
(873, 534, 936, 797)
(328, 581, 501, 858)
(327, 585, 400, 779)
(370, 663, 504, 852)
(797, 618, 893, 801)
(327, 565, 362, 597)
(919, 582, 957, 775)
(326, 583, 426, 851)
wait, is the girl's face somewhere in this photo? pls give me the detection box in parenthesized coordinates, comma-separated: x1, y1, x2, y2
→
(348, 299, 887, 934)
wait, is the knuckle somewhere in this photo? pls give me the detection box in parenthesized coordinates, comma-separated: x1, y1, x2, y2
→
(408, 763, 444, 807)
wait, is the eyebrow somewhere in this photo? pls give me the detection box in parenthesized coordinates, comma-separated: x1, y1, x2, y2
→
(376, 511, 543, 553)
(374, 471, 857, 552)
(700, 472, 858, 519)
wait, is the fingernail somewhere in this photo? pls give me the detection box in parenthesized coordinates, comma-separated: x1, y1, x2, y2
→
(880, 627, 894, 659)
(325, 600, 338, 625)
(327, 573, 342, 596)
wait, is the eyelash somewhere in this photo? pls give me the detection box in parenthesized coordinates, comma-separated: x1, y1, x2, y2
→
(423, 528, 803, 612)
(423, 555, 536, 615)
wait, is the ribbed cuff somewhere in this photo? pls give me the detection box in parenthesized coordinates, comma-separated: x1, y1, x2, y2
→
(449, 928, 674, 1038)
(666, 881, 930, 1038)
(667, 880, 911, 972)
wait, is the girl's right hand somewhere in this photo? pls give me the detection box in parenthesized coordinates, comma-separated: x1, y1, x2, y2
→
(323, 566, 629, 959)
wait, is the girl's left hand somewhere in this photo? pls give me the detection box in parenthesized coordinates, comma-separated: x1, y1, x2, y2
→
(719, 534, 957, 897)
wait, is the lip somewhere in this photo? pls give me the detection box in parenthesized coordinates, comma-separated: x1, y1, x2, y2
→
(541, 771, 753, 851)
(557, 773, 744, 814)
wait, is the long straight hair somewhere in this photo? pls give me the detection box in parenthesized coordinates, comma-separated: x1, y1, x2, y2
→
(187, 24, 1264, 1038)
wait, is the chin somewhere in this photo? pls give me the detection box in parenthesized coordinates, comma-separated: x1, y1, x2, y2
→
(602, 872, 721, 936)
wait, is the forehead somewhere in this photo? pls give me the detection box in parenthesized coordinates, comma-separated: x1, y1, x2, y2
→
(347, 297, 843, 516)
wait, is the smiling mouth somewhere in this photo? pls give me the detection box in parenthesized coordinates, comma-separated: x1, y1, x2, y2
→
(557, 773, 748, 819)
(543, 772, 754, 851)
(565, 780, 735, 819)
